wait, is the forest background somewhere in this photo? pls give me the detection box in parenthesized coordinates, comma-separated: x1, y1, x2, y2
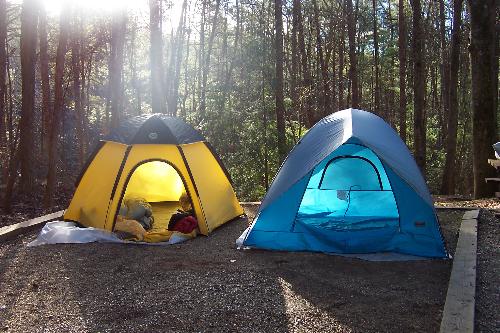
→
(0, 0, 497, 215)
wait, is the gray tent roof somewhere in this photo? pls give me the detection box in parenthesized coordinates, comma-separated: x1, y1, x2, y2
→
(105, 114, 205, 145)
(260, 108, 433, 211)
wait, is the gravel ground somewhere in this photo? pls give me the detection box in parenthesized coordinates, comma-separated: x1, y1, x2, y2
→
(475, 210, 500, 333)
(0, 208, 466, 333)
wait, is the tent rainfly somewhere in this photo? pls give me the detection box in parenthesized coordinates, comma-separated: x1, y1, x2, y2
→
(240, 109, 448, 258)
(64, 114, 244, 235)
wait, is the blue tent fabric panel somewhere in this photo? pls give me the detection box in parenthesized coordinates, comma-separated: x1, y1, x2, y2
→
(297, 190, 399, 226)
(294, 214, 399, 232)
(298, 189, 349, 215)
(383, 164, 447, 257)
(244, 227, 400, 253)
(249, 171, 312, 232)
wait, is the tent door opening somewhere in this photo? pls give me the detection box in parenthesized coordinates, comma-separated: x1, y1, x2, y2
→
(113, 160, 195, 232)
(294, 146, 399, 232)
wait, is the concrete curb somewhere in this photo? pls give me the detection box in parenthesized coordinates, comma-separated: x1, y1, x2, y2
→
(439, 209, 479, 333)
(0, 210, 64, 242)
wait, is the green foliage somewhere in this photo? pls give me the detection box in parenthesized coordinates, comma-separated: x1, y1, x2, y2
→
(1, 0, 486, 206)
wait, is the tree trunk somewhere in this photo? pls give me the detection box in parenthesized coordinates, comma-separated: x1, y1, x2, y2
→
(274, 0, 286, 162)
(410, 0, 427, 176)
(18, 0, 38, 195)
(372, 0, 380, 115)
(79, 34, 88, 159)
(109, 9, 126, 129)
(44, 3, 70, 208)
(0, 0, 6, 172)
(181, 18, 191, 119)
(149, 0, 165, 114)
(72, 15, 84, 167)
(199, 0, 221, 120)
(441, 0, 464, 195)
(386, 0, 397, 126)
(398, 0, 407, 142)
(439, 0, 450, 140)
(329, 19, 338, 112)
(338, 1, 346, 110)
(2, 47, 16, 212)
(293, 0, 313, 127)
(221, 0, 240, 112)
(468, 0, 498, 198)
(312, 0, 329, 117)
(291, 0, 300, 124)
(130, 17, 141, 115)
(167, 0, 187, 116)
(39, 4, 51, 157)
(346, 0, 359, 108)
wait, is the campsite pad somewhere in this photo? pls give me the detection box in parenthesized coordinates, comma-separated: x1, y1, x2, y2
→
(0, 208, 492, 333)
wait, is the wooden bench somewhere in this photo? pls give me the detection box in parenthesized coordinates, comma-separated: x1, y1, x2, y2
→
(486, 159, 500, 198)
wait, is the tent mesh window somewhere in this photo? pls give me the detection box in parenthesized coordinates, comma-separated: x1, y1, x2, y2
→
(296, 144, 399, 231)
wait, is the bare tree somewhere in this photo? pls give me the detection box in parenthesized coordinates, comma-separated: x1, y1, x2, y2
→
(166, 0, 188, 116)
(338, 0, 346, 110)
(109, 9, 126, 128)
(149, 0, 165, 113)
(372, 0, 380, 115)
(18, 0, 38, 194)
(293, 0, 314, 127)
(441, 0, 464, 194)
(398, 0, 407, 142)
(199, 0, 221, 120)
(274, 0, 286, 162)
(0, 0, 7, 164)
(290, 0, 300, 123)
(468, 0, 498, 198)
(44, 3, 70, 207)
(39, 4, 51, 156)
(346, 0, 359, 108)
(312, 0, 329, 117)
(129, 16, 141, 115)
(72, 14, 83, 166)
(410, 0, 426, 175)
(439, 0, 450, 138)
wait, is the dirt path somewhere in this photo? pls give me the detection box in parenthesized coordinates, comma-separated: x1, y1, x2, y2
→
(0, 209, 466, 332)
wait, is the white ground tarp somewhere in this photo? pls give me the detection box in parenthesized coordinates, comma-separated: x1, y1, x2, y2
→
(27, 221, 190, 247)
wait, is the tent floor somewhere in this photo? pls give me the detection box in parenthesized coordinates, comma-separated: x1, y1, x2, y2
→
(295, 214, 399, 231)
(150, 201, 181, 231)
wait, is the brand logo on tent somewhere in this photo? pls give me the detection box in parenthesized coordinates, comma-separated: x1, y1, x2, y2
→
(148, 132, 158, 140)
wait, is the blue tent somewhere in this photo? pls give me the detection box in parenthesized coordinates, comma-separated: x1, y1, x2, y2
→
(241, 109, 448, 258)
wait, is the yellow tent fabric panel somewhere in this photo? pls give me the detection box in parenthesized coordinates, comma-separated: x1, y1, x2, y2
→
(123, 161, 184, 202)
(64, 141, 128, 228)
(104, 144, 209, 234)
(180, 142, 244, 232)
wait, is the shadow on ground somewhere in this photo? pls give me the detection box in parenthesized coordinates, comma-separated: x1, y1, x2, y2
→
(0, 209, 463, 333)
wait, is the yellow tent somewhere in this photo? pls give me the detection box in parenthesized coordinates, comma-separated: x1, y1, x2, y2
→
(64, 114, 244, 235)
